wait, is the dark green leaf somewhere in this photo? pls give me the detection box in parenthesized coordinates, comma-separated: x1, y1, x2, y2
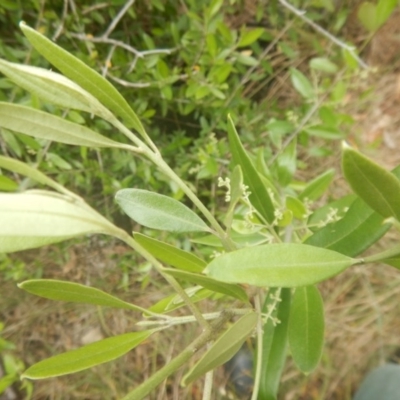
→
(134, 233, 205, 273)
(288, 286, 324, 373)
(258, 288, 291, 400)
(22, 331, 152, 379)
(182, 312, 257, 385)
(163, 269, 248, 302)
(227, 115, 275, 224)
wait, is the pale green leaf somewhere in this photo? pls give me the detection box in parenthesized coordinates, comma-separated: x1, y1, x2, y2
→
(205, 244, 355, 287)
(0, 59, 115, 121)
(133, 233, 205, 273)
(227, 115, 275, 224)
(18, 279, 150, 314)
(0, 103, 122, 148)
(258, 288, 291, 400)
(309, 57, 338, 74)
(163, 268, 249, 302)
(288, 286, 324, 373)
(115, 189, 210, 233)
(22, 331, 152, 379)
(0, 191, 115, 252)
(290, 68, 314, 99)
(182, 312, 257, 385)
(342, 143, 400, 220)
(19, 23, 147, 139)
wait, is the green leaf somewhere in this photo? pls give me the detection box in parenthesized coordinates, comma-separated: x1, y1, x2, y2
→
(286, 196, 307, 219)
(0, 191, 115, 252)
(115, 189, 210, 233)
(273, 139, 296, 186)
(205, 244, 355, 287)
(133, 233, 205, 273)
(258, 288, 291, 400)
(148, 287, 216, 314)
(182, 312, 257, 385)
(305, 197, 390, 257)
(18, 279, 150, 314)
(163, 268, 249, 302)
(309, 57, 338, 74)
(299, 169, 335, 201)
(290, 68, 314, 99)
(305, 125, 344, 140)
(19, 23, 147, 139)
(0, 175, 18, 191)
(288, 286, 324, 373)
(0, 156, 73, 196)
(22, 331, 153, 379)
(238, 28, 265, 47)
(342, 143, 400, 220)
(227, 115, 275, 224)
(0, 103, 123, 148)
(376, 0, 398, 27)
(0, 59, 114, 121)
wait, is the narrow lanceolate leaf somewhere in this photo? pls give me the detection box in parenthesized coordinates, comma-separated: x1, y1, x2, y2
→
(342, 143, 400, 220)
(305, 197, 390, 257)
(0, 59, 114, 121)
(0, 103, 122, 148)
(288, 286, 324, 373)
(22, 330, 152, 379)
(182, 312, 257, 385)
(259, 288, 291, 400)
(0, 156, 74, 196)
(0, 191, 116, 252)
(299, 169, 335, 201)
(18, 280, 150, 314)
(133, 233, 205, 273)
(115, 189, 210, 233)
(163, 269, 249, 302)
(227, 115, 275, 224)
(20, 22, 147, 139)
(205, 244, 356, 287)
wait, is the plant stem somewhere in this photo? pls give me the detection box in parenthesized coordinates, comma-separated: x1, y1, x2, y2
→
(361, 245, 400, 264)
(202, 356, 214, 400)
(117, 231, 209, 329)
(121, 313, 231, 400)
(251, 292, 263, 400)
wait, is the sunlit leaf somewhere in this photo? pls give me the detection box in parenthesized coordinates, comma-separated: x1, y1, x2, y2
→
(18, 280, 149, 314)
(0, 191, 115, 252)
(115, 189, 210, 233)
(163, 268, 249, 302)
(134, 233, 205, 273)
(205, 244, 356, 287)
(0, 175, 18, 191)
(237, 28, 264, 47)
(290, 68, 314, 99)
(182, 312, 257, 385)
(0, 103, 122, 148)
(342, 143, 400, 220)
(19, 23, 148, 140)
(22, 331, 153, 379)
(0, 59, 114, 121)
(288, 286, 324, 373)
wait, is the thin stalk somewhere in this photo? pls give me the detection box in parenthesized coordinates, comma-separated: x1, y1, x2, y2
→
(116, 231, 209, 329)
(121, 313, 231, 400)
(202, 356, 214, 400)
(251, 292, 263, 400)
(361, 245, 400, 264)
(113, 119, 235, 251)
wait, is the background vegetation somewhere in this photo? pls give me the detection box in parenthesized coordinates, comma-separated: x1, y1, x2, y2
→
(1, 0, 400, 399)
